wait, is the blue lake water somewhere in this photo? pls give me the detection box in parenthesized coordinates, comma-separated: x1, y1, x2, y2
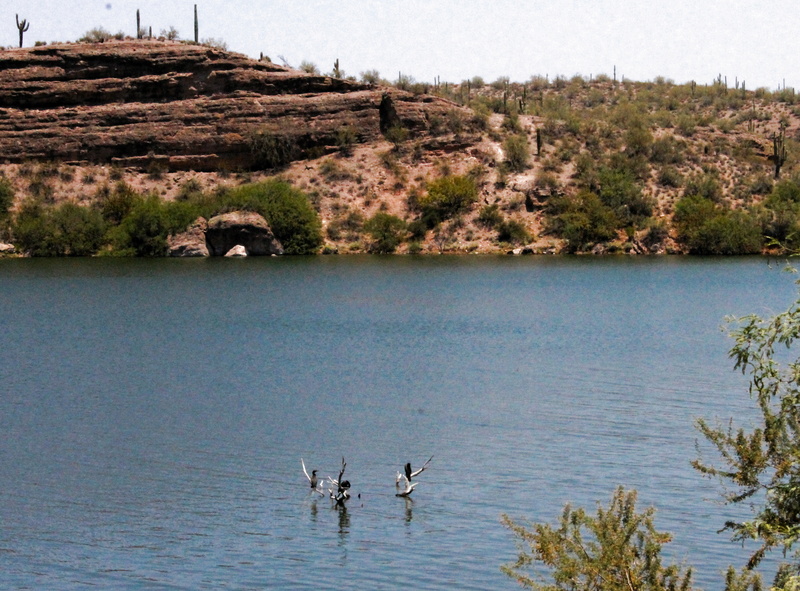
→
(0, 255, 796, 590)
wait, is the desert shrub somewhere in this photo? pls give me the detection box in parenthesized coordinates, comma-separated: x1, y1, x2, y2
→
(650, 135, 686, 164)
(595, 167, 653, 225)
(327, 209, 364, 241)
(78, 28, 123, 43)
(319, 158, 353, 182)
(547, 191, 618, 253)
(674, 195, 762, 254)
(504, 134, 530, 172)
(676, 113, 697, 136)
(200, 38, 228, 51)
(384, 125, 409, 149)
(13, 201, 106, 256)
(335, 125, 358, 156)
(642, 218, 670, 250)
(28, 175, 54, 202)
(363, 212, 406, 253)
(248, 128, 299, 169)
(748, 174, 774, 196)
(219, 181, 322, 254)
(684, 172, 723, 202)
(176, 178, 204, 202)
(0, 177, 14, 221)
(97, 181, 142, 224)
(360, 69, 382, 85)
(477, 204, 503, 229)
(535, 171, 561, 195)
(497, 219, 531, 244)
(624, 125, 653, 158)
(418, 175, 478, 224)
(657, 166, 683, 188)
(299, 60, 320, 75)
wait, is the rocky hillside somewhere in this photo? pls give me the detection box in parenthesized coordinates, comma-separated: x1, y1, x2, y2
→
(0, 39, 463, 171)
(2, 39, 800, 256)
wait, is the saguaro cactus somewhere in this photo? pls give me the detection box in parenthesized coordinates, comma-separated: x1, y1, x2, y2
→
(16, 14, 30, 48)
(772, 125, 788, 179)
(194, 5, 199, 43)
(136, 9, 141, 39)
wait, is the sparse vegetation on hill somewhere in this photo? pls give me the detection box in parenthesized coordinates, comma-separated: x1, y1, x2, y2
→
(2, 36, 800, 256)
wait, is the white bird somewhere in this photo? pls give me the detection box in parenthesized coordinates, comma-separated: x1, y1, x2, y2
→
(395, 456, 433, 497)
(395, 479, 418, 498)
(301, 458, 325, 496)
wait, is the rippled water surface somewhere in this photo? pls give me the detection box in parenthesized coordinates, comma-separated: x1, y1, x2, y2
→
(0, 255, 796, 590)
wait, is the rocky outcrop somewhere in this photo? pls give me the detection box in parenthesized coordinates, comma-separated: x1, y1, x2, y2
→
(167, 217, 208, 257)
(205, 211, 283, 256)
(224, 245, 247, 257)
(0, 40, 463, 171)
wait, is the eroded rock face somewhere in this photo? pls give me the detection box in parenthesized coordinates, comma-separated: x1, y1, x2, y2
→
(168, 217, 209, 257)
(0, 40, 463, 171)
(205, 211, 283, 256)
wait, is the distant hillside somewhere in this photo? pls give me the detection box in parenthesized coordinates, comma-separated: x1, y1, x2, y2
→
(1, 39, 799, 256)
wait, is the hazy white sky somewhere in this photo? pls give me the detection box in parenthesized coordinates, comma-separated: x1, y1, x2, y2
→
(4, 1, 797, 89)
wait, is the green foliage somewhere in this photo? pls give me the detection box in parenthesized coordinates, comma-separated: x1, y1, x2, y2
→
(684, 173, 723, 203)
(97, 181, 141, 224)
(674, 196, 762, 254)
(693, 291, 800, 572)
(477, 204, 503, 229)
(78, 27, 123, 43)
(418, 175, 478, 225)
(547, 191, 618, 253)
(248, 128, 299, 170)
(0, 177, 15, 221)
(110, 195, 196, 257)
(595, 167, 653, 226)
(384, 125, 409, 149)
(502, 487, 695, 591)
(13, 201, 106, 256)
(335, 125, 358, 156)
(363, 212, 406, 253)
(299, 60, 320, 75)
(497, 219, 531, 244)
(221, 181, 322, 254)
(504, 134, 530, 172)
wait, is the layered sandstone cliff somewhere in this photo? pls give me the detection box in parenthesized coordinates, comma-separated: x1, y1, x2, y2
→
(0, 40, 458, 171)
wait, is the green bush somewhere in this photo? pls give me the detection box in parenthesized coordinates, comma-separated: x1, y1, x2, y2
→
(503, 134, 530, 172)
(363, 212, 406, 253)
(97, 181, 142, 224)
(674, 196, 762, 254)
(0, 177, 14, 221)
(110, 195, 194, 257)
(477, 204, 503, 229)
(497, 219, 531, 244)
(595, 167, 653, 225)
(684, 173, 722, 202)
(547, 191, 618, 253)
(13, 201, 106, 256)
(418, 175, 478, 224)
(221, 181, 323, 254)
(248, 128, 299, 170)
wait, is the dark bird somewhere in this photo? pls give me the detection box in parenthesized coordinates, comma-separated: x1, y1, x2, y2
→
(301, 458, 324, 496)
(395, 455, 433, 497)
